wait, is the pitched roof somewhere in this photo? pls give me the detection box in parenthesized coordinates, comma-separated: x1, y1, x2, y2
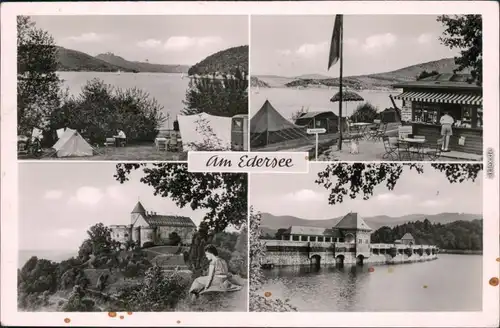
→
(334, 212, 372, 231)
(286, 225, 337, 237)
(144, 215, 196, 228)
(297, 111, 338, 119)
(250, 100, 304, 133)
(401, 233, 414, 240)
(131, 201, 146, 214)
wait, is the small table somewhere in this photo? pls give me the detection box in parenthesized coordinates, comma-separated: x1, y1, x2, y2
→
(399, 137, 426, 160)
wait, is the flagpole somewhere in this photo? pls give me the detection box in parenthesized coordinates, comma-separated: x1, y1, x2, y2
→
(337, 17, 344, 151)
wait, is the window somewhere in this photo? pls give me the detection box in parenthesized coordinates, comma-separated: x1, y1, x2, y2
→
(292, 235, 300, 241)
(310, 236, 316, 242)
(301, 236, 307, 241)
(318, 236, 324, 242)
(324, 237, 330, 242)
(358, 239, 362, 244)
(413, 102, 440, 124)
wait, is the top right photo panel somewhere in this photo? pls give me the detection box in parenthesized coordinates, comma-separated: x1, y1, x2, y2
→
(250, 15, 483, 162)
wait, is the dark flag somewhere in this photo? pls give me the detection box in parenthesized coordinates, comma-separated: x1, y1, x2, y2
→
(328, 14, 343, 70)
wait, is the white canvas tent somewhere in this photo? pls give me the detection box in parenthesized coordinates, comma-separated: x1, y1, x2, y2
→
(177, 113, 232, 151)
(51, 128, 94, 158)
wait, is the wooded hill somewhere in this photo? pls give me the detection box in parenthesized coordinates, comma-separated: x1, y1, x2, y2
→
(188, 45, 249, 76)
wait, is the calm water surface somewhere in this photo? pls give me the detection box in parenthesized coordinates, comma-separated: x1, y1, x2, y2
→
(59, 72, 189, 128)
(250, 87, 403, 120)
(261, 254, 482, 311)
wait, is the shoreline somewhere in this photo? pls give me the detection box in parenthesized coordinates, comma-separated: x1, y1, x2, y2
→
(439, 249, 483, 255)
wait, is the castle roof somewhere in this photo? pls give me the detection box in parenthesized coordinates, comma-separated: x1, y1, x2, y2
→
(286, 225, 339, 237)
(131, 201, 146, 214)
(401, 233, 415, 240)
(144, 215, 196, 228)
(334, 212, 372, 231)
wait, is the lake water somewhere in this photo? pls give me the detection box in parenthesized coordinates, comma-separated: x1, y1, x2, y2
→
(58, 72, 189, 129)
(250, 87, 402, 121)
(260, 254, 482, 311)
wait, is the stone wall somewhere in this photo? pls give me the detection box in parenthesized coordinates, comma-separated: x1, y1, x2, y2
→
(110, 225, 132, 244)
(157, 226, 195, 245)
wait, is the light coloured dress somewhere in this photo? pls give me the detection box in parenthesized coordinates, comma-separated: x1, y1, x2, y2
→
(188, 257, 242, 294)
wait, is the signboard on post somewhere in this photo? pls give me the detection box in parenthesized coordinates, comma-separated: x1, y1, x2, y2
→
(307, 128, 326, 161)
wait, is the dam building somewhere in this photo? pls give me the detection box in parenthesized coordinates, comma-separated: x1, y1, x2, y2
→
(263, 212, 438, 267)
(110, 201, 197, 247)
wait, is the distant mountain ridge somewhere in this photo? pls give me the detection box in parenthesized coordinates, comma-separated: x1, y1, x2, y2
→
(255, 58, 470, 90)
(95, 52, 189, 73)
(55, 46, 189, 73)
(188, 45, 248, 76)
(259, 212, 482, 237)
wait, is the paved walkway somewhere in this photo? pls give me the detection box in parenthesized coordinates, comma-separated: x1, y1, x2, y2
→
(317, 139, 482, 162)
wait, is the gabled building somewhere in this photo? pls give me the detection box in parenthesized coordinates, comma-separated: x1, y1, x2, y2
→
(110, 201, 197, 247)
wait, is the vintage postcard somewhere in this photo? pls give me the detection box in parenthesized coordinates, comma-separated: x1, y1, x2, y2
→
(1, 1, 499, 328)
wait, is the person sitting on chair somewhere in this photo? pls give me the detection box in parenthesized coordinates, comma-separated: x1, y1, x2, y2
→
(188, 244, 241, 301)
(114, 129, 126, 147)
(439, 111, 454, 152)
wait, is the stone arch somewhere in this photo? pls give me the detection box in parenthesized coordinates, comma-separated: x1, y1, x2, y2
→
(356, 254, 364, 265)
(335, 254, 345, 266)
(344, 233, 355, 244)
(425, 248, 431, 255)
(310, 254, 321, 268)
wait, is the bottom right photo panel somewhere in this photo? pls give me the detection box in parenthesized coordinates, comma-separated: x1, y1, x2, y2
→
(249, 163, 483, 312)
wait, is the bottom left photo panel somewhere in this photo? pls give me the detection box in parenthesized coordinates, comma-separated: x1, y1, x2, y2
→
(17, 162, 248, 312)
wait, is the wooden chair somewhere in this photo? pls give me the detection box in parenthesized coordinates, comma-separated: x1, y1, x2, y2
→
(382, 136, 398, 160)
(397, 141, 412, 161)
(155, 137, 168, 151)
(425, 138, 444, 161)
(104, 138, 115, 148)
(369, 122, 387, 141)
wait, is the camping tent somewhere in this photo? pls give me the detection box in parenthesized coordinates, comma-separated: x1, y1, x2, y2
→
(250, 100, 309, 148)
(51, 128, 94, 157)
(177, 113, 232, 151)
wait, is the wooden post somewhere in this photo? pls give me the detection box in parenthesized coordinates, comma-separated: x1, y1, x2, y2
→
(337, 22, 344, 151)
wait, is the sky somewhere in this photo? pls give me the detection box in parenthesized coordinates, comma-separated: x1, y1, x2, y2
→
(31, 15, 248, 65)
(251, 15, 461, 77)
(18, 163, 216, 252)
(251, 164, 483, 220)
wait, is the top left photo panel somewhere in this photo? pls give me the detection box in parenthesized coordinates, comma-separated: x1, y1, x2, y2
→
(17, 15, 249, 161)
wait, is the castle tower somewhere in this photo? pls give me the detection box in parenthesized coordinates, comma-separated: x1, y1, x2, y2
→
(131, 201, 147, 245)
(334, 212, 372, 258)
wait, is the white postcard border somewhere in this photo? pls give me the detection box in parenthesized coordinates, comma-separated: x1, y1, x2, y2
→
(1, 1, 499, 327)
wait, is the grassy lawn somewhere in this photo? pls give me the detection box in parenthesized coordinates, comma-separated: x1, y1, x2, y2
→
(19, 144, 188, 161)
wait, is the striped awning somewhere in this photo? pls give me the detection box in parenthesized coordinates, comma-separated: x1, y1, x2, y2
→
(394, 90, 482, 105)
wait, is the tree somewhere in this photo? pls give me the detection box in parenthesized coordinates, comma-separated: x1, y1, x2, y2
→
(249, 208, 297, 312)
(417, 70, 440, 80)
(437, 15, 482, 85)
(275, 228, 288, 240)
(78, 223, 120, 259)
(167, 232, 181, 246)
(350, 102, 378, 123)
(17, 16, 62, 136)
(50, 79, 167, 145)
(114, 163, 247, 232)
(315, 163, 482, 205)
(182, 68, 248, 117)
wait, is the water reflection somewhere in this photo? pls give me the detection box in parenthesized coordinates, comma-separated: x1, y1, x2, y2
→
(260, 255, 482, 312)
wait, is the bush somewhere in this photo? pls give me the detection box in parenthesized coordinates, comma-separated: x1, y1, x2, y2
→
(49, 78, 166, 145)
(229, 251, 247, 278)
(142, 241, 155, 249)
(350, 102, 379, 123)
(117, 265, 190, 311)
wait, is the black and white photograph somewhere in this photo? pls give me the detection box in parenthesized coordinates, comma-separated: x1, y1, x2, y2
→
(249, 163, 483, 312)
(17, 163, 248, 312)
(250, 15, 483, 162)
(17, 15, 249, 161)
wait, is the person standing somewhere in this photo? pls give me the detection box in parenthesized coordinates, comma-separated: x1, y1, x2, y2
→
(440, 111, 454, 152)
(114, 129, 126, 147)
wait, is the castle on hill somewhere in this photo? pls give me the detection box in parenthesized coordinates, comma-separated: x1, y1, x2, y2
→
(110, 201, 197, 247)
